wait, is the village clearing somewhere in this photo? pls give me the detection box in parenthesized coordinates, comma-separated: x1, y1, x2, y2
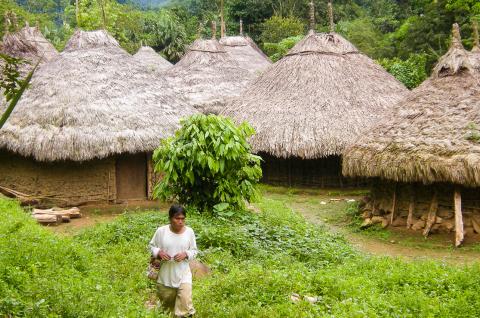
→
(49, 186, 480, 264)
(2, 187, 480, 317)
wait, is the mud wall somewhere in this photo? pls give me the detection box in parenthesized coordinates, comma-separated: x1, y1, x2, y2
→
(0, 151, 116, 207)
(362, 180, 480, 235)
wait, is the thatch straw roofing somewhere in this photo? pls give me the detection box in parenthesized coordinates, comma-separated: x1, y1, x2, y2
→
(133, 46, 172, 72)
(0, 25, 59, 112)
(1, 24, 58, 63)
(0, 29, 197, 162)
(219, 35, 271, 74)
(221, 30, 408, 159)
(343, 25, 480, 187)
(165, 38, 254, 114)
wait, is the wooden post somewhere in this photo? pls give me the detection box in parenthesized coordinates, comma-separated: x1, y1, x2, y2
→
(406, 185, 415, 229)
(390, 183, 397, 224)
(220, 0, 225, 37)
(100, 0, 107, 29)
(239, 19, 243, 35)
(309, 1, 315, 31)
(75, 0, 80, 26)
(472, 20, 479, 48)
(211, 21, 216, 39)
(287, 158, 292, 187)
(4, 12, 10, 34)
(423, 189, 438, 237)
(454, 187, 464, 247)
(328, 1, 335, 33)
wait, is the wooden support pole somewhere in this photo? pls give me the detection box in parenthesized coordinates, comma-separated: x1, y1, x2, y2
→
(309, 1, 315, 31)
(211, 21, 216, 39)
(472, 20, 479, 48)
(328, 1, 335, 33)
(454, 187, 464, 247)
(100, 0, 107, 29)
(220, 0, 225, 37)
(239, 19, 243, 35)
(390, 183, 397, 225)
(406, 185, 415, 229)
(75, 0, 80, 26)
(423, 189, 438, 237)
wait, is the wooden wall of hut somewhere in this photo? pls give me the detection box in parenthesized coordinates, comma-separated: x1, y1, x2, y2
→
(362, 179, 480, 238)
(259, 153, 365, 188)
(0, 150, 116, 207)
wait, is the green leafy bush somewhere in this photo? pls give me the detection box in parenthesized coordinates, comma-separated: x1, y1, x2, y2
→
(260, 16, 305, 44)
(153, 114, 262, 212)
(263, 35, 303, 62)
(378, 53, 428, 89)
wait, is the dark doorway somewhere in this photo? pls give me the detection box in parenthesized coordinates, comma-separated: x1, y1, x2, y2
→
(116, 153, 147, 201)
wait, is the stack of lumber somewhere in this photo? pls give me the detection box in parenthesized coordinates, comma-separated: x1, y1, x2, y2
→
(32, 207, 82, 225)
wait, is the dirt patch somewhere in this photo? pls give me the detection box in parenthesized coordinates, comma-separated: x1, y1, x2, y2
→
(48, 200, 169, 235)
(261, 188, 480, 265)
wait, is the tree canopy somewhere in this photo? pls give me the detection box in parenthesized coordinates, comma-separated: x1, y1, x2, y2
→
(3, 0, 479, 87)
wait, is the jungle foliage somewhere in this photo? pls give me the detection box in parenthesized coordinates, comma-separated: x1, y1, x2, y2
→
(5, 0, 480, 87)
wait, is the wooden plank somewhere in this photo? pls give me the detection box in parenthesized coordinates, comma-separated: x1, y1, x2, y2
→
(454, 188, 464, 247)
(406, 185, 415, 229)
(423, 189, 438, 237)
(389, 183, 397, 225)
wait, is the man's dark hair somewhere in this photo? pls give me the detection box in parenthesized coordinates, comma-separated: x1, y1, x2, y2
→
(169, 204, 186, 219)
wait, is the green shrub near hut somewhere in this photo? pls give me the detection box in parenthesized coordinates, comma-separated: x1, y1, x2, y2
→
(153, 114, 262, 212)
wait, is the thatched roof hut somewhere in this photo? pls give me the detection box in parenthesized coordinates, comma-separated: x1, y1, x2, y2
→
(343, 28, 479, 187)
(1, 29, 195, 161)
(1, 23, 58, 63)
(219, 35, 271, 74)
(133, 46, 172, 72)
(222, 30, 407, 159)
(220, 27, 407, 186)
(165, 36, 254, 114)
(0, 29, 197, 206)
(342, 25, 480, 245)
(0, 23, 59, 113)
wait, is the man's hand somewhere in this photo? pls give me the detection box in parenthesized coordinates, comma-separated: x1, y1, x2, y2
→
(158, 250, 171, 261)
(174, 252, 188, 262)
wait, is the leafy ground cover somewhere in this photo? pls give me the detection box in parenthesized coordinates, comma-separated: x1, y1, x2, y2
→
(2, 194, 480, 317)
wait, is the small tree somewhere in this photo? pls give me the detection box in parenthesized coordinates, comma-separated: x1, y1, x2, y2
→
(153, 114, 262, 212)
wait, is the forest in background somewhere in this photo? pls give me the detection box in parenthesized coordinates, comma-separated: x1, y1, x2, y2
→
(1, 0, 479, 88)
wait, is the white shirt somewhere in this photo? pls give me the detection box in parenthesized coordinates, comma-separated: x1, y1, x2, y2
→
(149, 225, 198, 288)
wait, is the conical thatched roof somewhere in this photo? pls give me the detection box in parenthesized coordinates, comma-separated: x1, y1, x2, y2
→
(133, 46, 172, 72)
(0, 29, 197, 162)
(165, 38, 254, 114)
(0, 24, 59, 112)
(221, 30, 408, 159)
(1, 24, 58, 63)
(219, 35, 271, 74)
(343, 25, 480, 187)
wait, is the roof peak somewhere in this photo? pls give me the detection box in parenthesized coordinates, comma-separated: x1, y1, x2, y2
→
(432, 23, 476, 78)
(64, 29, 120, 52)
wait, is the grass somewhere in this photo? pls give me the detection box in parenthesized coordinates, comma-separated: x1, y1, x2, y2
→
(2, 194, 480, 317)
